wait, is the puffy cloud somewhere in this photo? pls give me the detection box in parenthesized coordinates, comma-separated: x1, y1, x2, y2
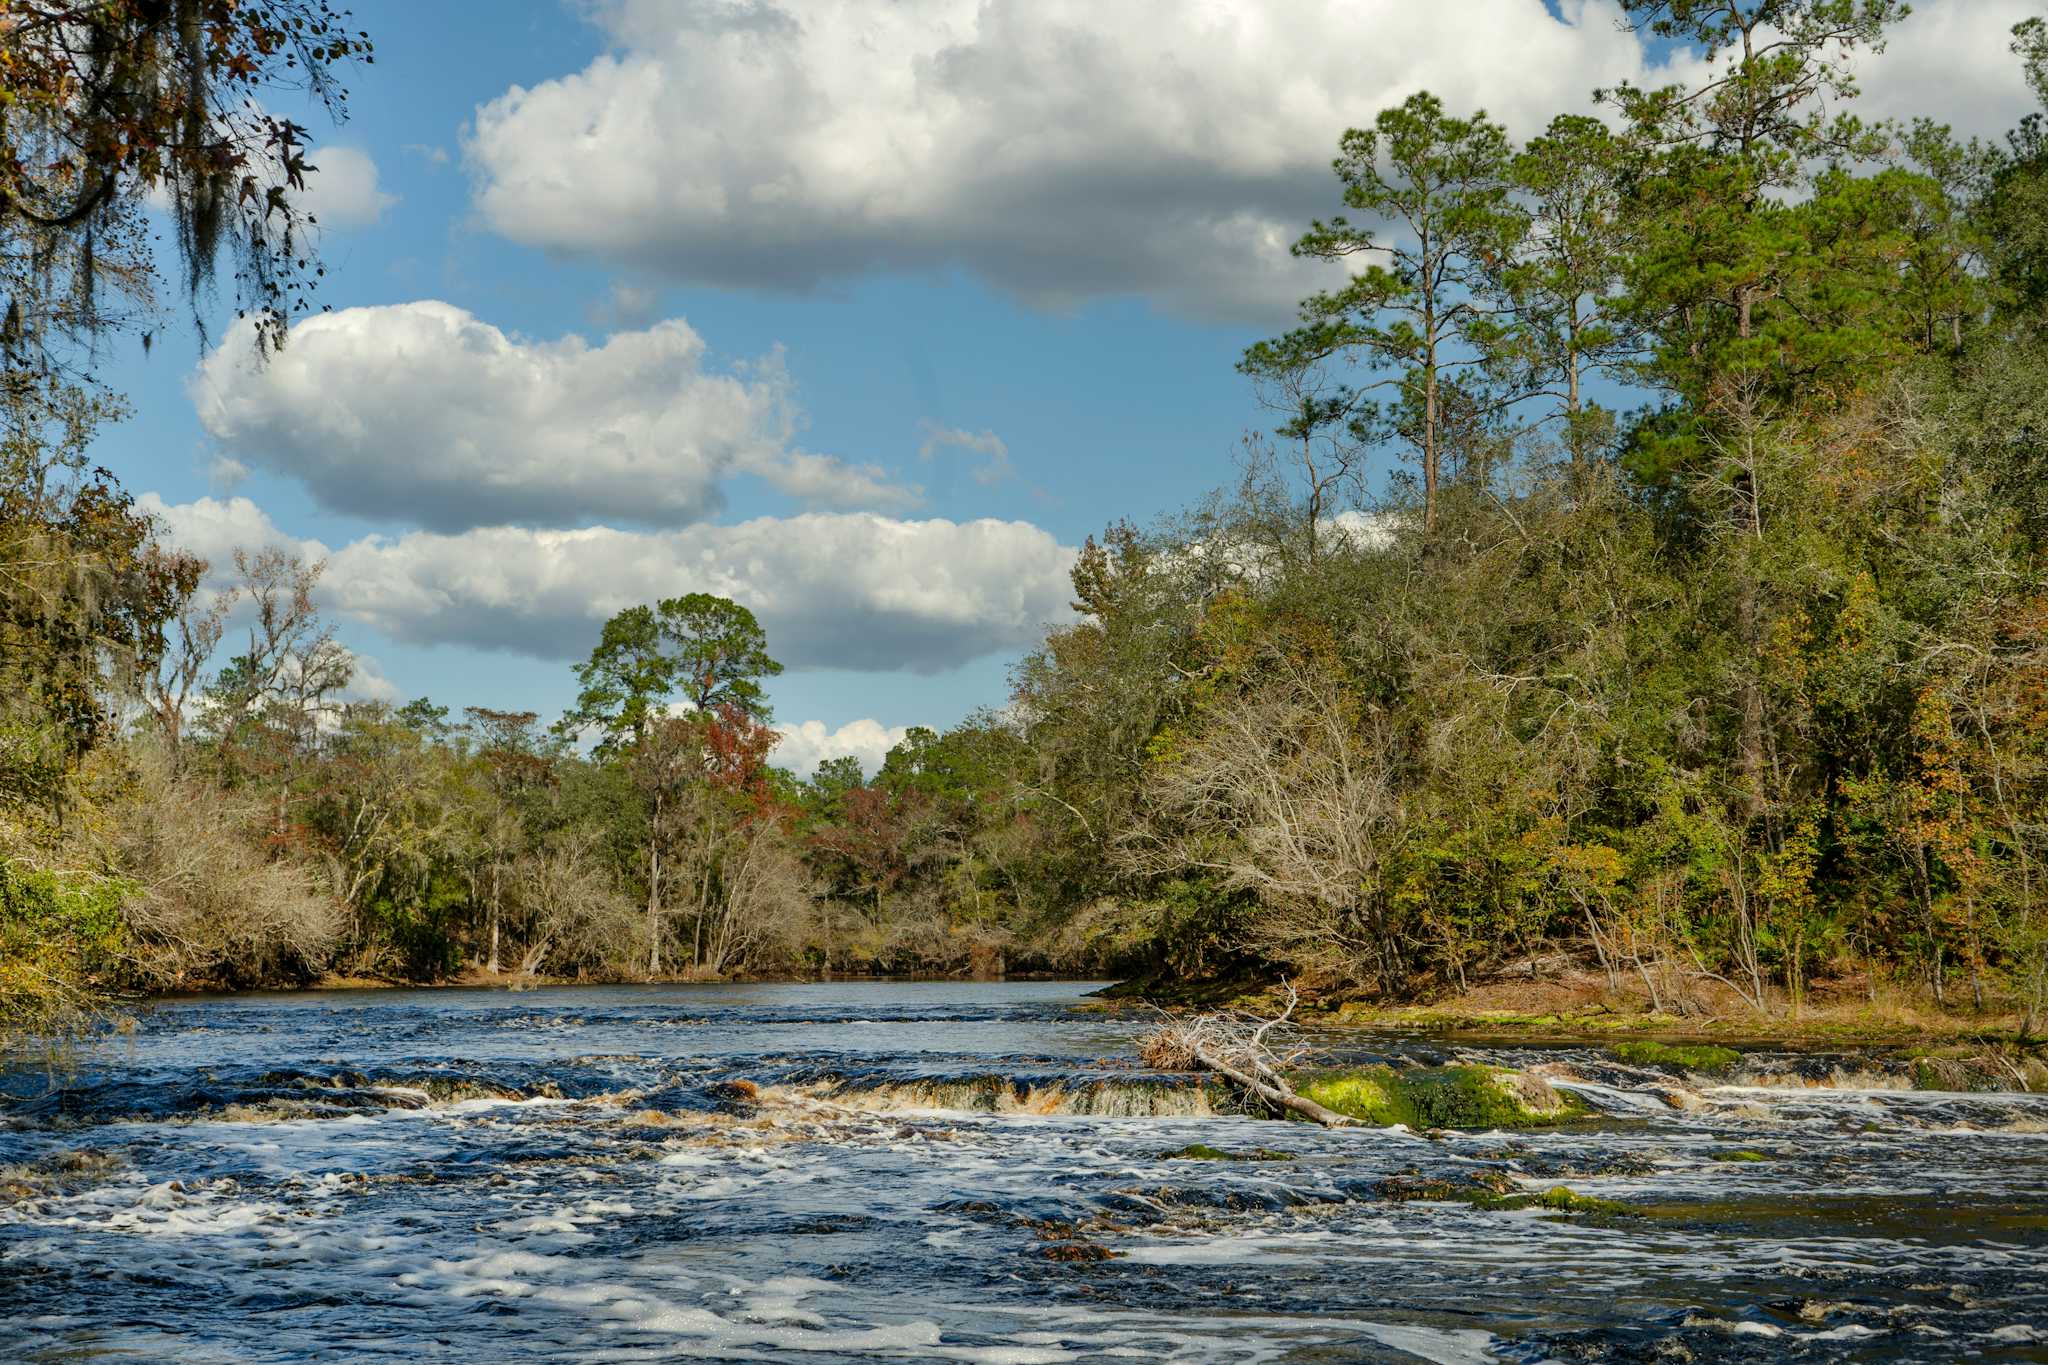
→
(772, 718, 912, 778)
(464, 0, 1692, 322)
(466, 0, 2038, 323)
(325, 514, 1074, 671)
(190, 302, 914, 533)
(1849, 1, 2042, 139)
(141, 496, 1078, 674)
(138, 493, 317, 573)
(918, 422, 1012, 487)
(302, 146, 396, 228)
(340, 651, 403, 705)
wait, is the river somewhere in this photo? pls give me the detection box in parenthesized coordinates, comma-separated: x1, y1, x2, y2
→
(1, 980, 2044, 1361)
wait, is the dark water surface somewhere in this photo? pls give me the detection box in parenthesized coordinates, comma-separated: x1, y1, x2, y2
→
(2, 980, 2045, 1362)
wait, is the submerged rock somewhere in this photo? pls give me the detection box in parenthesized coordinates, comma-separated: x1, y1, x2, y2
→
(809, 1074, 1235, 1118)
(1040, 1240, 1120, 1262)
(417, 1076, 563, 1104)
(0, 1148, 121, 1204)
(1289, 1064, 1587, 1130)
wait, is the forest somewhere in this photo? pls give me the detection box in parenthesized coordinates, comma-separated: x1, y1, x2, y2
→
(7, 1, 2048, 1041)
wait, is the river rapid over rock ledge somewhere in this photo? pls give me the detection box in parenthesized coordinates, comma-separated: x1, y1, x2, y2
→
(2, 981, 2044, 1362)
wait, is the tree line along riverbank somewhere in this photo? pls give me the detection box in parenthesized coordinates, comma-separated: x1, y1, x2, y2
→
(10, 6, 2048, 1045)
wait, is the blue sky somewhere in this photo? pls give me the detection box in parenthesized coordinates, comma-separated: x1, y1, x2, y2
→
(110, 0, 2040, 774)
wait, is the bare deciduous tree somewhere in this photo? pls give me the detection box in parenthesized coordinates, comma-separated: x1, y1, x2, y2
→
(513, 832, 637, 978)
(1124, 647, 1412, 993)
(112, 750, 340, 986)
(137, 548, 233, 762)
(702, 822, 812, 976)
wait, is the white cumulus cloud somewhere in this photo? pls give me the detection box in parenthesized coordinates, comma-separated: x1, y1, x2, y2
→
(140, 496, 1078, 675)
(302, 146, 397, 229)
(464, 0, 2039, 323)
(140, 493, 316, 571)
(1847, 1, 2043, 140)
(772, 718, 912, 778)
(190, 302, 913, 533)
(341, 651, 403, 704)
(464, 0, 1692, 322)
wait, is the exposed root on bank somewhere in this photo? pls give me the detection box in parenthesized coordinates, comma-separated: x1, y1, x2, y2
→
(1137, 983, 1356, 1128)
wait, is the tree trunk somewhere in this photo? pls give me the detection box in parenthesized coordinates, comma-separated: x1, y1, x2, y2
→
(1735, 544, 1769, 825)
(1188, 1042, 1355, 1128)
(1422, 345, 1439, 533)
(647, 793, 663, 977)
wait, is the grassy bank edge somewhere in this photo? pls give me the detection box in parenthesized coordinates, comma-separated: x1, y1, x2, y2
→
(1086, 973, 2048, 1050)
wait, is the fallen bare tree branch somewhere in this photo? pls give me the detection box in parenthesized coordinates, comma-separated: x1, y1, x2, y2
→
(1137, 982, 1356, 1129)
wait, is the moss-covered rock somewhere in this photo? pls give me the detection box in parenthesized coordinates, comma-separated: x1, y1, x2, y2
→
(1290, 1064, 1586, 1130)
(1519, 1184, 1632, 1215)
(1160, 1143, 1295, 1161)
(1707, 1149, 1770, 1163)
(1610, 1041, 1743, 1076)
(1378, 1172, 1629, 1216)
(1295, 1069, 1401, 1124)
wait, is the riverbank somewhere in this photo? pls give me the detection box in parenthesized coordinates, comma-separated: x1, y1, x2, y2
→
(1091, 967, 2048, 1050)
(138, 958, 2048, 1075)
(301, 965, 1052, 993)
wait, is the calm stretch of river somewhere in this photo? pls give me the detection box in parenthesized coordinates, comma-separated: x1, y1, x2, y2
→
(2, 981, 2045, 1362)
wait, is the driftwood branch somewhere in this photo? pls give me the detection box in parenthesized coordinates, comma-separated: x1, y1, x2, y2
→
(1138, 982, 1355, 1129)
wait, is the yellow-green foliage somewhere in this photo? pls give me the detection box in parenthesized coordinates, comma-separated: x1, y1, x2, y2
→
(0, 859, 133, 1045)
(1293, 1064, 1585, 1129)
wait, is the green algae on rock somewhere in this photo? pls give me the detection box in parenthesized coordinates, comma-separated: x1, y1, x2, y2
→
(1609, 1041, 1744, 1076)
(1159, 1143, 1296, 1162)
(1290, 1064, 1586, 1130)
(1378, 1171, 1630, 1216)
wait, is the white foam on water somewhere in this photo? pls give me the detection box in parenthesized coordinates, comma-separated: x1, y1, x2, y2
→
(394, 1246, 575, 1298)
(490, 1212, 595, 1238)
(1, 1175, 287, 1239)
(923, 1347, 1074, 1363)
(11, 983, 2048, 1362)
(1353, 1322, 1501, 1365)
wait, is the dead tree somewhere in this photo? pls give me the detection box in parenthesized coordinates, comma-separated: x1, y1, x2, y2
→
(1137, 983, 1355, 1128)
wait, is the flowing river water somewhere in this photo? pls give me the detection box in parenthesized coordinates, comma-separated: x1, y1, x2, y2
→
(2, 980, 2045, 1362)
